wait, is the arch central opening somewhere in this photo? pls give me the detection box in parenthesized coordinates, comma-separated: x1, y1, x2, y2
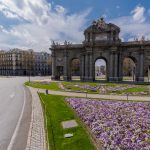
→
(95, 58, 107, 81)
(123, 57, 136, 82)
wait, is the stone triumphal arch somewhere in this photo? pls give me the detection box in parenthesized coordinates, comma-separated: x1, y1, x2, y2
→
(50, 17, 150, 82)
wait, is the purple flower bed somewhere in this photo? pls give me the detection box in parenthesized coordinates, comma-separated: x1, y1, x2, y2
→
(72, 84, 97, 91)
(61, 83, 97, 92)
(78, 85, 97, 91)
(66, 98, 150, 149)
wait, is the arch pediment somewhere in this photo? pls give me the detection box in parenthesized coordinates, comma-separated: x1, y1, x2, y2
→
(84, 17, 120, 43)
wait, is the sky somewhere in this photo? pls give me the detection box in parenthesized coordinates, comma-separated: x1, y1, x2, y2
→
(95, 59, 106, 67)
(0, 0, 150, 52)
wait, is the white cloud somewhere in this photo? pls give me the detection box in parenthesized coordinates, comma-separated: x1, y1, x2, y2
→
(0, 2, 20, 19)
(110, 5, 150, 41)
(1, 1, 149, 52)
(116, 5, 120, 9)
(0, 0, 90, 52)
(55, 5, 66, 14)
(131, 6, 145, 23)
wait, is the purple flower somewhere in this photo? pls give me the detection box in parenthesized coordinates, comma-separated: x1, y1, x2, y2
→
(66, 97, 150, 149)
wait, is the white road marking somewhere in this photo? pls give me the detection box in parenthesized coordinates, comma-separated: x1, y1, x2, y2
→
(10, 93, 15, 99)
(7, 88, 26, 150)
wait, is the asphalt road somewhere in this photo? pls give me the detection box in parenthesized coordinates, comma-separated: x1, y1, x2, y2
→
(0, 76, 50, 150)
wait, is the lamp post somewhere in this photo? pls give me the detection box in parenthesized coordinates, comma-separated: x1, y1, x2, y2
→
(84, 85, 87, 98)
(126, 93, 129, 101)
(29, 75, 30, 82)
(29, 69, 31, 82)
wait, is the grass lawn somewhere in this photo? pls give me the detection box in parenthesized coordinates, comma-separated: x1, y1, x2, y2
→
(39, 94, 95, 150)
(109, 87, 150, 95)
(25, 80, 150, 95)
(25, 81, 61, 90)
(110, 87, 149, 94)
(62, 81, 150, 95)
(62, 81, 126, 87)
(62, 81, 98, 87)
(121, 87, 149, 93)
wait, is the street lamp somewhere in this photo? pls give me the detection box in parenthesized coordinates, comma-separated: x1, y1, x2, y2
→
(84, 85, 87, 98)
(126, 93, 129, 101)
(28, 69, 31, 82)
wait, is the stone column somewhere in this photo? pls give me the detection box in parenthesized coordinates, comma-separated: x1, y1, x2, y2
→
(114, 52, 118, 81)
(51, 52, 56, 80)
(81, 54, 85, 81)
(63, 50, 69, 81)
(89, 53, 93, 81)
(85, 54, 89, 80)
(63, 56, 67, 80)
(138, 52, 144, 82)
(118, 53, 123, 81)
(109, 52, 114, 81)
(84, 52, 93, 81)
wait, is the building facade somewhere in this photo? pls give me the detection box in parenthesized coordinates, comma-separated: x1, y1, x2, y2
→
(51, 17, 150, 82)
(33, 52, 52, 76)
(0, 48, 51, 76)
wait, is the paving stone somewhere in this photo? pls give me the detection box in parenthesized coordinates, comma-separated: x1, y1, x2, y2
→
(25, 88, 46, 150)
(62, 120, 78, 129)
(64, 133, 73, 138)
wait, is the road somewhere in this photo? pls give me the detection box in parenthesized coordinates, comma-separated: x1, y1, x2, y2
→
(0, 76, 50, 150)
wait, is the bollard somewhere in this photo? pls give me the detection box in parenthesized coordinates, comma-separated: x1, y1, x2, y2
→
(46, 89, 48, 95)
(85, 91, 87, 98)
(127, 93, 129, 101)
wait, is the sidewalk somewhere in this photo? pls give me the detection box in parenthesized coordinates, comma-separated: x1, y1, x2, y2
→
(38, 89, 150, 102)
(26, 87, 46, 150)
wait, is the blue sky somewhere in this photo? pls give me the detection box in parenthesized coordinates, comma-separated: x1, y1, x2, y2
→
(52, 0, 150, 19)
(0, 0, 150, 51)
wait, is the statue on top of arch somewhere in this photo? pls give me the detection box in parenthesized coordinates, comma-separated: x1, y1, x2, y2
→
(92, 17, 107, 30)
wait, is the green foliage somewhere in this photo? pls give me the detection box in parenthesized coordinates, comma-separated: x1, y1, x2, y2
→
(25, 80, 150, 95)
(39, 94, 95, 150)
(110, 87, 149, 95)
(25, 81, 60, 90)
(122, 87, 149, 93)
